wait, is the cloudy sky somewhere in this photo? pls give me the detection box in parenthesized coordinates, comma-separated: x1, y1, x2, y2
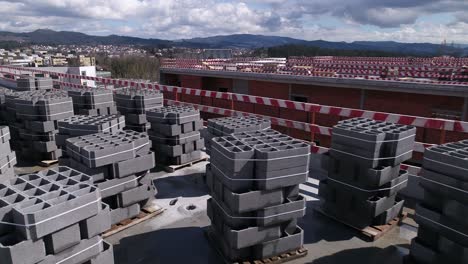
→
(1, 0, 467, 43)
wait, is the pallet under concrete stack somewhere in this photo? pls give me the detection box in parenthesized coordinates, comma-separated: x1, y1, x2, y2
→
(5, 90, 74, 161)
(205, 116, 271, 155)
(56, 115, 126, 162)
(64, 131, 157, 225)
(319, 117, 416, 229)
(0, 126, 16, 183)
(147, 106, 205, 166)
(206, 129, 309, 262)
(16, 77, 53, 91)
(114, 88, 163, 132)
(408, 140, 468, 264)
(0, 166, 114, 264)
(66, 88, 117, 116)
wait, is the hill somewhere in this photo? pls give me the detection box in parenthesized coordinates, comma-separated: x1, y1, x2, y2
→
(0, 29, 465, 56)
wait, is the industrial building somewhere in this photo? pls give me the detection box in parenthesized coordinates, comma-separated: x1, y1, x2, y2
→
(0, 57, 466, 264)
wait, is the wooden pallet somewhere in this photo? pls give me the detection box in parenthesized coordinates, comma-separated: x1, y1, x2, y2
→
(314, 207, 408, 241)
(102, 205, 165, 238)
(204, 227, 308, 264)
(38, 159, 58, 167)
(163, 153, 209, 173)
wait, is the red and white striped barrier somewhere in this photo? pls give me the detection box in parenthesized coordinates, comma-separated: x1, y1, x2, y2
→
(1, 66, 467, 134)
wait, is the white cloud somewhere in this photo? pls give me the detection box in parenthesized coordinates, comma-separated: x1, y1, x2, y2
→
(0, 0, 466, 44)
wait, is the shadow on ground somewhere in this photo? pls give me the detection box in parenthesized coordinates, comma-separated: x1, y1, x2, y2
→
(307, 244, 409, 264)
(114, 226, 221, 264)
(154, 172, 208, 199)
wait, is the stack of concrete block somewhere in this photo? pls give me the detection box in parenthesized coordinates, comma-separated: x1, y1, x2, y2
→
(319, 117, 416, 228)
(114, 88, 163, 132)
(66, 88, 117, 116)
(206, 129, 309, 262)
(5, 90, 74, 161)
(409, 140, 468, 264)
(16, 77, 53, 91)
(0, 166, 114, 264)
(147, 106, 204, 165)
(0, 126, 16, 183)
(0, 88, 15, 124)
(205, 116, 271, 154)
(56, 115, 125, 160)
(64, 131, 157, 225)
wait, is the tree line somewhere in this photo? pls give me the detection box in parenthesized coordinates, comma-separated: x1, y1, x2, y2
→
(95, 55, 160, 82)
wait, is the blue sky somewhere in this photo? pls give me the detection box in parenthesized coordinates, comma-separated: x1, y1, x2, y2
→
(0, 0, 467, 44)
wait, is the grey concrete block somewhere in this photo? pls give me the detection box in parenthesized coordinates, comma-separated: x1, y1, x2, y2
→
(110, 203, 140, 225)
(423, 140, 468, 182)
(206, 167, 284, 213)
(253, 226, 303, 260)
(96, 176, 138, 198)
(117, 184, 154, 208)
(0, 233, 46, 264)
(38, 236, 103, 264)
(420, 168, 468, 205)
(332, 117, 416, 161)
(147, 105, 200, 125)
(415, 203, 468, 246)
(207, 116, 271, 137)
(151, 119, 203, 136)
(111, 152, 155, 179)
(154, 139, 204, 157)
(148, 130, 201, 146)
(66, 131, 150, 168)
(85, 240, 114, 264)
(322, 153, 401, 188)
(13, 184, 101, 240)
(44, 223, 81, 255)
(80, 203, 112, 239)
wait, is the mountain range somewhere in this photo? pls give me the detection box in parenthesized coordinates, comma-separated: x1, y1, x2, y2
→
(1, 29, 467, 56)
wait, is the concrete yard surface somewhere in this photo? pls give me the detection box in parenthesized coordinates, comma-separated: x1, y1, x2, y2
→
(105, 158, 418, 264)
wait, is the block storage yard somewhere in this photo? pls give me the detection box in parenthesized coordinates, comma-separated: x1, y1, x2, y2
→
(0, 56, 466, 264)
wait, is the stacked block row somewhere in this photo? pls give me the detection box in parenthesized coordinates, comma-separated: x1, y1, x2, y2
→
(56, 115, 126, 159)
(319, 117, 416, 228)
(0, 88, 14, 124)
(114, 88, 163, 132)
(206, 129, 309, 262)
(0, 166, 114, 264)
(16, 77, 53, 91)
(0, 126, 16, 183)
(147, 106, 204, 165)
(66, 88, 117, 116)
(409, 140, 468, 264)
(5, 90, 74, 161)
(63, 131, 157, 225)
(205, 116, 271, 155)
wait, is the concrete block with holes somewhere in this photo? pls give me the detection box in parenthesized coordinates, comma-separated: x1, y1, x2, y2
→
(3, 90, 74, 162)
(207, 128, 308, 262)
(114, 88, 163, 132)
(63, 131, 156, 225)
(205, 116, 271, 155)
(409, 140, 468, 264)
(319, 118, 414, 229)
(147, 106, 205, 166)
(66, 87, 116, 116)
(0, 166, 115, 264)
